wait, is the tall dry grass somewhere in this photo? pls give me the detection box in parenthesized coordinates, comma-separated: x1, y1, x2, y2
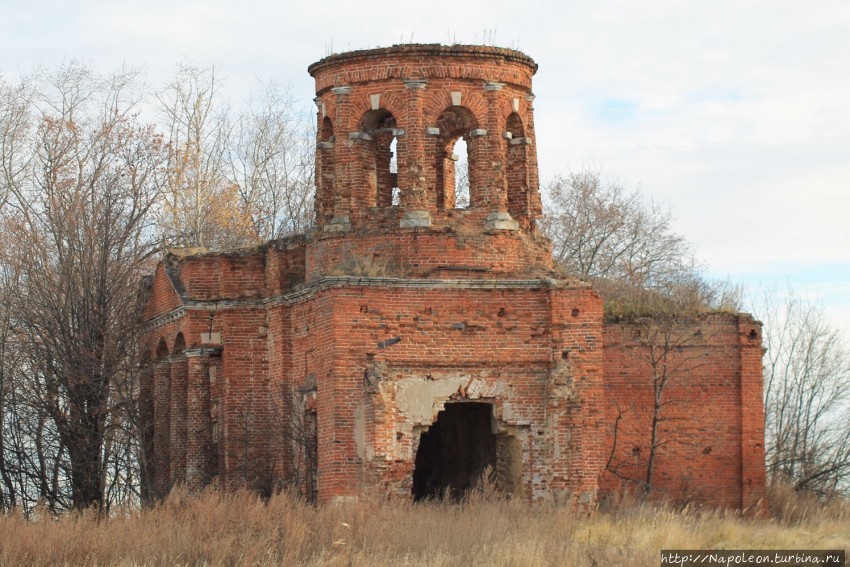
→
(0, 486, 847, 567)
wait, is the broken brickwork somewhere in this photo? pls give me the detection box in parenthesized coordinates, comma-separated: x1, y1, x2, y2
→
(140, 45, 767, 509)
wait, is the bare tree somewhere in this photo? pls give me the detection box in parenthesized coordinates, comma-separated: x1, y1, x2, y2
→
(758, 289, 850, 497)
(231, 81, 315, 239)
(605, 314, 711, 497)
(0, 73, 33, 210)
(0, 63, 165, 510)
(157, 65, 315, 250)
(0, 227, 24, 511)
(157, 63, 253, 250)
(1, 61, 319, 512)
(542, 169, 741, 312)
(542, 170, 695, 286)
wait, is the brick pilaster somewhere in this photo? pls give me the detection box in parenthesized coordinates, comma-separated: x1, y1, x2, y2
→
(169, 355, 189, 486)
(185, 348, 216, 491)
(546, 287, 606, 507)
(739, 316, 768, 513)
(138, 365, 155, 503)
(152, 360, 171, 496)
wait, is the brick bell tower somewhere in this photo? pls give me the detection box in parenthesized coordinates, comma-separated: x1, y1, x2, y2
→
(302, 44, 564, 284)
(310, 44, 542, 233)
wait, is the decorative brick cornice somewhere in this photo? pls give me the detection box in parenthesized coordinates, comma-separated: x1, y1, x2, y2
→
(143, 275, 588, 331)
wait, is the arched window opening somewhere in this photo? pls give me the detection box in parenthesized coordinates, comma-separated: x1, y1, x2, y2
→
(360, 110, 398, 208)
(452, 137, 470, 208)
(434, 106, 478, 210)
(505, 112, 528, 220)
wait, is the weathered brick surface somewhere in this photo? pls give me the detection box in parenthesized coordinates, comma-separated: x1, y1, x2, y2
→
(139, 45, 766, 509)
(599, 315, 767, 509)
(309, 44, 540, 230)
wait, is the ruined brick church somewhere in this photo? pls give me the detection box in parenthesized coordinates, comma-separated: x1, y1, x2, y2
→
(140, 45, 767, 508)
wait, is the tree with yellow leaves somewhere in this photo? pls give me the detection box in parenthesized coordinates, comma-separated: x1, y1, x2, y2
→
(157, 64, 314, 251)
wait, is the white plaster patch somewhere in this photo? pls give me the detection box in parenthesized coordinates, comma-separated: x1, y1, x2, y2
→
(501, 400, 517, 422)
(354, 404, 369, 460)
(396, 376, 467, 424)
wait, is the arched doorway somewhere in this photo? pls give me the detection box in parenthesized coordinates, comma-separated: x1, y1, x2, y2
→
(412, 402, 496, 501)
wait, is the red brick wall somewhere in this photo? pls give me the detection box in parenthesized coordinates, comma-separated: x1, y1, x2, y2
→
(279, 281, 606, 503)
(177, 251, 266, 300)
(141, 251, 767, 508)
(144, 264, 182, 321)
(304, 229, 553, 281)
(264, 237, 307, 295)
(599, 314, 766, 509)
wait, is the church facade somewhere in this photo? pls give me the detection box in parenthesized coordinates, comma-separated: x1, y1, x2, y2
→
(140, 45, 767, 509)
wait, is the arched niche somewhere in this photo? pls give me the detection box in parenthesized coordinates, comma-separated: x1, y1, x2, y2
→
(434, 106, 480, 210)
(173, 332, 186, 355)
(155, 338, 169, 360)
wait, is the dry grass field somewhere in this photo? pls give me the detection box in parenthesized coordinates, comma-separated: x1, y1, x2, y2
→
(0, 485, 847, 567)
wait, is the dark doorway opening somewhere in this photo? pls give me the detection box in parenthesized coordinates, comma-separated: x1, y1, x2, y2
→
(412, 402, 496, 501)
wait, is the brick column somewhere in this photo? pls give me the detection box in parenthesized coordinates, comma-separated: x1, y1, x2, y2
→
(315, 291, 364, 503)
(169, 355, 188, 486)
(327, 86, 353, 231)
(399, 79, 432, 228)
(482, 82, 518, 230)
(482, 82, 506, 210)
(738, 316, 768, 514)
(185, 348, 215, 491)
(152, 360, 171, 497)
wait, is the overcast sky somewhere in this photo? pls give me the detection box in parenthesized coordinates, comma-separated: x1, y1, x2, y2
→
(2, 0, 848, 336)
